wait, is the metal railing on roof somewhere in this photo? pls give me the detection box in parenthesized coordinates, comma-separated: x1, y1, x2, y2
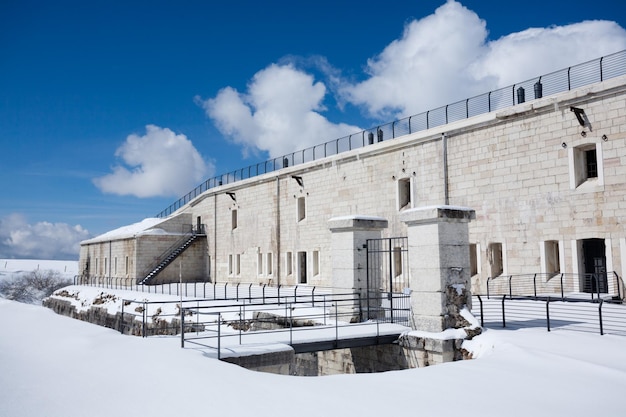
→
(156, 50, 626, 218)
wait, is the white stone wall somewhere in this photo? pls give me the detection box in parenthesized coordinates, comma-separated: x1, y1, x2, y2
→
(80, 76, 626, 292)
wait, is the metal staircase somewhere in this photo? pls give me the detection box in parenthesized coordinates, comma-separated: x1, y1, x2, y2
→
(138, 231, 203, 285)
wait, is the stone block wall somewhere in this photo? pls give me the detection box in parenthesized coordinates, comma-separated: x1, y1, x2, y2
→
(80, 75, 626, 297)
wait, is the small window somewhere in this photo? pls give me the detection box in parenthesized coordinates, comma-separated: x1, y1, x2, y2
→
(543, 241, 560, 276)
(258, 252, 263, 276)
(393, 247, 403, 278)
(585, 149, 597, 179)
(398, 178, 412, 210)
(267, 253, 273, 275)
(469, 244, 478, 277)
(231, 209, 238, 230)
(488, 242, 503, 278)
(297, 197, 306, 222)
(125, 256, 129, 274)
(312, 250, 320, 276)
(114, 257, 117, 275)
(570, 143, 603, 189)
(236, 254, 241, 275)
(228, 254, 233, 275)
(286, 252, 293, 275)
(95, 258, 98, 275)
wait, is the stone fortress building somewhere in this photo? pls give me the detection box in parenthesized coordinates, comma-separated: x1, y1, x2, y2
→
(80, 51, 626, 329)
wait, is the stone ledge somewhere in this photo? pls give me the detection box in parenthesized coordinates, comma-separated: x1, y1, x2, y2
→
(328, 216, 388, 232)
(399, 205, 476, 225)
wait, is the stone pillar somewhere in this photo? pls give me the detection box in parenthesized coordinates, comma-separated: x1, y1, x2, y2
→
(399, 206, 475, 333)
(328, 216, 388, 321)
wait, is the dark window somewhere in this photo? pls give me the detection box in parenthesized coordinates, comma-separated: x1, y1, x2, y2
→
(586, 149, 597, 178)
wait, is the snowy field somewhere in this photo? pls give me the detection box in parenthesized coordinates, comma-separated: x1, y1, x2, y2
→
(0, 258, 77, 281)
(1, 259, 626, 416)
(2, 299, 626, 416)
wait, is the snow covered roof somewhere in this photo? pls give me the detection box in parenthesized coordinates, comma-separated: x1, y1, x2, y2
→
(80, 217, 169, 244)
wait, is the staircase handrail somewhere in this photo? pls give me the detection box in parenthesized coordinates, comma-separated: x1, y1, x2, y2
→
(138, 226, 197, 283)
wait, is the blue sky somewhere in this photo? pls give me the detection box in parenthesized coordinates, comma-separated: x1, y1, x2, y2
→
(2, 0, 626, 259)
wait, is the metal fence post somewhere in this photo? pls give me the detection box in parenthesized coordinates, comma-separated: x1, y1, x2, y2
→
(217, 313, 222, 360)
(501, 295, 507, 328)
(599, 299, 604, 335)
(546, 297, 551, 332)
(600, 56, 604, 82)
(181, 305, 185, 348)
(120, 301, 125, 334)
(476, 294, 484, 327)
(335, 302, 339, 345)
(289, 303, 293, 346)
(239, 305, 243, 345)
(142, 301, 147, 337)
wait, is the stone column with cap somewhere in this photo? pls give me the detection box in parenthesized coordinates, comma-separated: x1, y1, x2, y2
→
(328, 215, 388, 321)
(399, 205, 476, 332)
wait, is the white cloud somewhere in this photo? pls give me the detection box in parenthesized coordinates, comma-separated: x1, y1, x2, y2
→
(0, 213, 90, 260)
(340, 1, 489, 119)
(199, 1, 626, 157)
(197, 64, 362, 159)
(94, 125, 212, 198)
(340, 0, 626, 119)
(470, 20, 626, 88)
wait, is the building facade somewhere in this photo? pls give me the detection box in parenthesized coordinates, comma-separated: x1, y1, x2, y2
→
(79, 71, 626, 297)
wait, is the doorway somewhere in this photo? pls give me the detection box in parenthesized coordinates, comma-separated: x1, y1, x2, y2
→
(581, 238, 608, 293)
(298, 251, 307, 284)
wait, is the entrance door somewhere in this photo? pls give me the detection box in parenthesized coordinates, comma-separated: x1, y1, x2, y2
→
(298, 251, 307, 284)
(582, 238, 608, 293)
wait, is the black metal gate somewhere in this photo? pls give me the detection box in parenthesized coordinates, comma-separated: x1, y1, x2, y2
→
(365, 237, 410, 325)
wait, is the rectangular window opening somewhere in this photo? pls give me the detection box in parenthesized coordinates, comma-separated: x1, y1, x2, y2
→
(236, 254, 241, 275)
(585, 149, 597, 179)
(231, 209, 238, 230)
(398, 178, 411, 210)
(392, 247, 403, 278)
(469, 244, 478, 277)
(258, 252, 263, 276)
(488, 242, 503, 278)
(297, 197, 306, 222)
(544, 240, 560, 276)
(312, 250, 320, 276)
(286, 252, 293, 276)
(267, 253, 273, 275)
(298, 251, 307, 284)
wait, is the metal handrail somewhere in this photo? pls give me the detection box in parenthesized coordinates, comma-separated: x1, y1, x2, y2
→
(156, 50, 626, 218)
(485, 271, 623, 301)
(180, 294, 400, 359)
(472, 294, 626, 336)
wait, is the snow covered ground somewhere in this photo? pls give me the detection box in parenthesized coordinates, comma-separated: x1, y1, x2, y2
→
(2, 259, 626, 416)
(0, 258, 77, 281)
(2, 296, 626, 416)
